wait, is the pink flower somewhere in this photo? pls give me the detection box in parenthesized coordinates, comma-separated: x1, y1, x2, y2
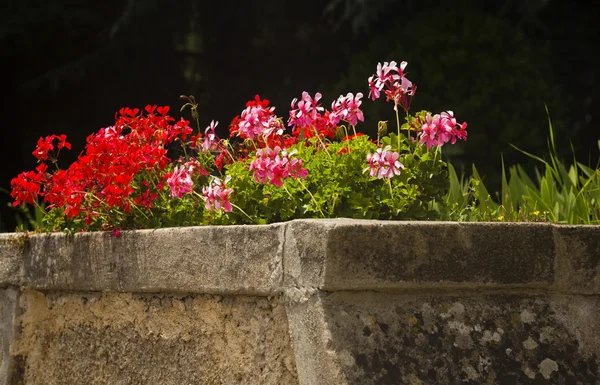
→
(166, 164, 194, 198)
(262, 115, 285, 139)
(363, 146, 404, 179)
(287, 157, 308, 180)
(182, 157, 209, 177)
(238, 102, 278, 140)
(202, 176, 233, 212)
(418, 111, 468, 149)
(368, 61, 400, 100)
(367, 76, 381, 100)
(331, 92, 364, 126)
(202, 120, 220, 151)
(249, 146, 308, 187)
(288, 92, 324, 130)
(368, 61, 415, 112)
(441, 111, 468, 144)
(420, 114, 441, 149)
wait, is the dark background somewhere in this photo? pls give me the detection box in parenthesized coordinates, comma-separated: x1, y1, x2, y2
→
(1, 0, 598, 232)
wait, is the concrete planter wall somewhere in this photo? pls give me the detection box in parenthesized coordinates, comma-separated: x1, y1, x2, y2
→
(1, 219, 599, 384)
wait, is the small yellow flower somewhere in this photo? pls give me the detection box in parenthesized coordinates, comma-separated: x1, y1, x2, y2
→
(497, 215, 504, 221)
(532, 211, 540, 216)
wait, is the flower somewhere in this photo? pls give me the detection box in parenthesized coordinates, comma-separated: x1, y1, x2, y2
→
(10, 60, 471, 231)
(249, 146, 308, 187)
(12, 105, 196, 225)
(418, 111, 468, 149)
(237, 95, 281, 140)
(166, 164, 194, 198)
(368, 61, 415, 112)
(10, 165, 47, 205)
(363, 146, 405, 179)
(32, 134, 72, 161)
(288, 91, 324, 131)
(331, 92, 364, 126)
(289, 92, 344, 141)
(202, 120, 220, 151)
(368, 61, 400, 100)
(202, 176, 233, 212)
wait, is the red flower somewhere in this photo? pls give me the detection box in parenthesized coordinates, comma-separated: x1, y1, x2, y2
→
(12, 105, 196, 227)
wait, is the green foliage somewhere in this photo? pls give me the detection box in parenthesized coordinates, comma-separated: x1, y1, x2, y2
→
(215, 132, 448, 225)
(439, 113, 600, 224)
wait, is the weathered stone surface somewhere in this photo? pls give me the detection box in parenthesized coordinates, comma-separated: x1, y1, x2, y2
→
(22, 224, 285, 294)
(553, 226, 600, 294)
(0, 288, 19, 385)
(10, 220, 600, 294)
(285, 219, 556, 290)
(3, 220, 600, 384)
(11, 290, 298, 385)
(288, 291, 600, 385)
(286, 293, 346, 385)
(0, 234, 24, 286)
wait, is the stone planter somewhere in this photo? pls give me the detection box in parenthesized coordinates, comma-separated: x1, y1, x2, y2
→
(1, 219, 599, 384)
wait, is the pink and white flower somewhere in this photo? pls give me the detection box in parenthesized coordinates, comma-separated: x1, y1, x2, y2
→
(288, 92, 324, 130)
(202, 175, 233, 212)
(331, 92, 365, 126)
(249, 146, 308, 187)
(368, 61, 415, 112)
(363, 146, 404, 179)
(238, 103, 279, 140)
(418, 111, 468, 149)
(202, 120, 220, 151)
(166, 164, 194, 198)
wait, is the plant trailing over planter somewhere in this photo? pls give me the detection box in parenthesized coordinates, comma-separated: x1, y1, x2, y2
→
(10, 61, 469, 232)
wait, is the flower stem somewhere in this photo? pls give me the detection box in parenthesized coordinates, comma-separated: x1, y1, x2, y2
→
(231, 203, 254, 223)
(387, 178, 394, 198)
(405, 109, 410, 142)
(130, 200, 152, 221)
(288, 180, 325, 218)
(312, 127, 332, 159)
(395, 105, 401, 150)
(343, 125, 351, 154)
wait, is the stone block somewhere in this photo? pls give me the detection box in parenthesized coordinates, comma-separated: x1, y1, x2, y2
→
(0, 234, 24, 287)
(22, 224, 285, 295)
(287, 291, 600, 385)
(284, 219, 556, 290)
(0, 288, 19, 385)
(11, 290, 298, 385)
(553, 225, 600, 294)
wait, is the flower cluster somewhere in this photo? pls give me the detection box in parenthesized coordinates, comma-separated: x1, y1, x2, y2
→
(202, 176, 233, 212)
(11, 105, 194, 225)
(368, 61, 415, 112)
(364, 146, 405, 179)
(32, 134, 71, 161)
(166, 158, 209, 199)
(11, 60, 469, 232)
(231, 95, 285, 141)
(10, 165, 47, 205)
(166, 165, 193, 198)
(331, 92, 364, 127)
(288, 92, 338, 140)
(228, 95, 295, 152)
(418, 111, 468, 149)
(249, 146, 308, 187)
(288, 92, 324, 130)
